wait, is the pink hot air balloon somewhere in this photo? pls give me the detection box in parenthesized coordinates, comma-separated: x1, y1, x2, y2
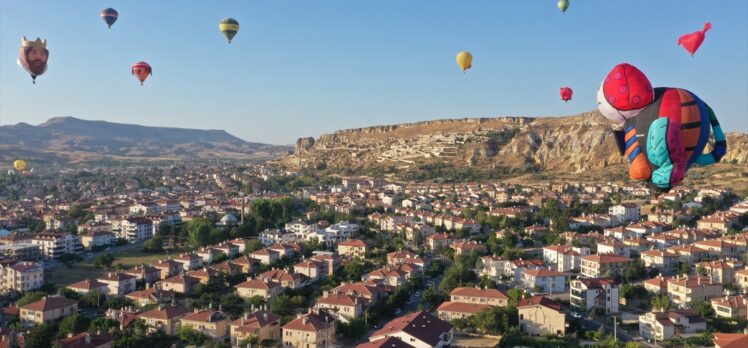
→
(678, 22, 711, 57)
(560, 87, 573, 102)
(131, 61, 152, 85)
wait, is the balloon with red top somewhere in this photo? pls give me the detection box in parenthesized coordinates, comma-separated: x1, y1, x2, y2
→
(131, 61, 152, 85)
(596, 63, 654, 123)
(678, 22, 712, 57)
(559, 87, 573, 102)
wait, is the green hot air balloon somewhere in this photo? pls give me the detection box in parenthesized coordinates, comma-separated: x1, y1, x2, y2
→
(557, 0, 570, 13)
(219, 18, 240, 43)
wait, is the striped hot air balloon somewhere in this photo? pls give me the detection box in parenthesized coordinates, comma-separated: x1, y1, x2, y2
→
(219, 18, 240, 43)
(101, 8, 118, 29)
(131, 61, 152, 85)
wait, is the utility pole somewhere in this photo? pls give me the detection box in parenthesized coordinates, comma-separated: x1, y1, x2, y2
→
(613, 316, 617, 342)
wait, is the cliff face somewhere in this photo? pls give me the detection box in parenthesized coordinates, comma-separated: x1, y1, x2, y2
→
(281, 111, 748, 176)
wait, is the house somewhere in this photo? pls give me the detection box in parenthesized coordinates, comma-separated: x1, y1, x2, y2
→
(282, 310, 336, 348)
(97, 272, 137, 297)
(195, 247, 224, 265)
(643, 275, 673, 295)
(332, 282, 386, 307)
(736, 269, 748, 291)
(338, 239, 368, 259)
(697, 260, 743, 284)
(310, 253, 340, 276)
(449, 287, 509, 307)
(580, 254, 633, 278)
(667, 245, 709, 266)
(640, 250, 680, 275)
(65, 279, 109, 296)
(137, 304, 191, 335)
(126, 286, 175, 307)
(356, 337, 418, 348)
(179, 309, 230, 340)
(259, 269, 307, 290)
(569, 278, 619, 314)
(667, 275, 723, 308)
(369, 311, 453, 348)
(693, 240, 745, 259)
(518, 296, 566, 336)
(235, 278, 283, 300)
(56, 333, 115, 348)
(542, 245, 586, 272)
(711, 296, 748, 319)
(520, 269, 566, 293)
(437, 301, 492, 321)
(152, 259, 183, 279)
(714, 333, 748, 348)
(269, 243, 300, 259)
(230, 310, 282, 347)
(426, 233, 454, 251)
(293, 260, 324, 281)
(597, 240, 630, 258)
(638, 310, 706, 341)
(230, 255, 261, 274)
(387, 251, 425, 268)
(315, 293, 364, 323)
(450, 240, 487, 256)
(123, 265, 161, 285)
(0, 261, 43, 293)
(119, 217, 153, 242)
(214, 242, 239, 259)
(609, 203, 640, 223)
(19, 296, 78, 325)
(80, 231, 117, 250)
(31, 232, 83, 260)
(173, 253, 203, 271)
(157, 274, 200, 295)
(259, 229, 293, 246)
(249, 248, 280, 265)
(366, 267, 409, 287)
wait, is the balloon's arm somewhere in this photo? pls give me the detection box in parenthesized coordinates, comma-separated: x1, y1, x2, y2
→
(613, 129, 626, 155)
(695, 106, 727, 166)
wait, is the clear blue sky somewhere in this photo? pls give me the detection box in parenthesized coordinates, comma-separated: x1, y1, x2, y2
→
(1, 1, 746, 145)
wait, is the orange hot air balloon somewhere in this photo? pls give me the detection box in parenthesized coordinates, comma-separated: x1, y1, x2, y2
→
(131, 61, 152, 85)
(560, 87, 573, 102)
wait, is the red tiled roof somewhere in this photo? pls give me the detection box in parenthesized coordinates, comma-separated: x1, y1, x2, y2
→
(437, 301, 491, 315)
(518, 296, 562, 312)
(370, 311, 452, 346)
(20, 297, 77, 312)
(138, 305, 190, 320)
(450, 287, 508, 300)
(282, 311, 335, 332)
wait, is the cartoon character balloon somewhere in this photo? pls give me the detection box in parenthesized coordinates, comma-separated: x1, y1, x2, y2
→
(131, 61, 152, 85)
(13, 160, 27, 172)
(101, 8, 119, 29)
(560, 87, 573, 102)
(557, 0, 570, 13)
(219, 18, 240, 43)
(597, 63, 727, 191)
(18, 37, 49, 84)
(678, 22, 711, 57)
(456, 51, 472, 73)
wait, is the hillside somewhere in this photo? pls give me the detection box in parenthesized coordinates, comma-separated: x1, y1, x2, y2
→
(0, 117, 291, 167)
(282, 111, 748, 186)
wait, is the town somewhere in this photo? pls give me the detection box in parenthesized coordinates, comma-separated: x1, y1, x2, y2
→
(1, 164, 747, 348)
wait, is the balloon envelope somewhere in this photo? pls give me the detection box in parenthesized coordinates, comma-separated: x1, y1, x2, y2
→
(131, 61, 152, 85)
(13, 160, 26, 171)
(558, 0, 569, 13)
(678, 22, 711, 57)
(456, 51, 472, 72)
(560, 87, 573, 102)
(101, 8, 118, 28)
(18, 37, 49, 84)
(219, 18, 240, 43)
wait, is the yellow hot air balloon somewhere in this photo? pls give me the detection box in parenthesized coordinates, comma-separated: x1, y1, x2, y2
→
(13, 160, 27, 171)
(456, 51, 473, 72)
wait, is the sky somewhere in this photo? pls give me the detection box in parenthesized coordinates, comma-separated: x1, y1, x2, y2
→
(1, 1, 746, 145)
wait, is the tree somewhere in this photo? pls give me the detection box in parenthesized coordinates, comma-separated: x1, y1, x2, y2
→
(80, 290, 107, 309)
(245, 239, 265, 254)
(422, 284, 447, 308)
(693, 300, 715, 318)
(59, 314, 90, 337)
(16, 291, 45, 306)
(93, 253, 115, 269)
(343, 260, 366, 282)
(25, 323, 56, 348)
(625, 260, 647, 281)
(507, 288, 524, 307)
(58, 253, 81, 268)
(89, 317, 120, 335)
(677, 262, 690, 276)
(187, 218, 213, 248)
(177, 326, 209, 346)
(338, 318, 367, 340)
(651, 294, 671, 311)
(143, 237, 164, 252)
(219, 293, 246, 319)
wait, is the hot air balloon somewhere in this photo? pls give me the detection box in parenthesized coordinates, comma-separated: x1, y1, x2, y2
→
(560, 87, 573, 102)
(101, 8, 118, 29)
(678, 22, 712, 57)
(131, 61, 152, 85)
(456, 51, 472, 73)
(558, 0, 570, 13)
(219, 18, 240, 43)
(597, 63, 727, 191)
(13, 160, 27, 172)
(18, 37, 49, 84)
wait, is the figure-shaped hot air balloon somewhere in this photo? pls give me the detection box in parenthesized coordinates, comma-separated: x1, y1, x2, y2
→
(678, 22, 711, 57)
(597, 63, 727, 191)
(560, 87, 573, 102)
(131, 61, 152, 85)
(18, 37, 49, 84)
(13, 160, 27, 172)
(558, 0, 570, 13)
(101, 8, 118, 29)
(219, 18, 240, 43)
(456, 51, 472, 73)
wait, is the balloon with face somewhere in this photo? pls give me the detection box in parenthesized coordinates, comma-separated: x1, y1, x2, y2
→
(18, 37, 49, 84)
(131, 61, 152, 85)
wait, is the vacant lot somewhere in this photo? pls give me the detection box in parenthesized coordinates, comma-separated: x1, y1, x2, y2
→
(452, 334, 501, 348)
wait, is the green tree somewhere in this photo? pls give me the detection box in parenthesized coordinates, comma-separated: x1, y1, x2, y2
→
(89, 317, 120, 335)
(143, 237, 164, 252)
(245, 239, 265, 254)
(337, 318, 367, 340)
(507, 288, 524, 307)
(187, 218, 213, 248)
(16, 291, 46, 306)
(58, 314, 90, 337)
(651, 294, 671, 311)
(219, 293, 246, 319)
(625, 260, 647, 281)
(24, 323, 56, 348)
(93, 253, 115, 269)
(177, 326, 209, 346)
(58, 253, 81, 268)
(343, 260, 366, 282)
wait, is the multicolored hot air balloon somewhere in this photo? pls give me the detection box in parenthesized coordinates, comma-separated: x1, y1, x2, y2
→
(560, 87, 573, 102)
(597, 63, 727, 191)
(558, 0, 570, 13)
(131, 61, 152, 85)
(678, 22, 712, 57)
(456, 51, 472, 73)
(219, 18, 240, 43)
(17, 37, 49, 84)
(13, 160, 27, 172)
(101, 8, 118, 29)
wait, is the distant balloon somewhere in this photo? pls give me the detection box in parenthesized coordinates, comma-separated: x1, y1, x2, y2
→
(456, 51, 473, 72)
(678, 22, 711, 57)
(560, 87, 573, 102)
(557, 0, 570, 13)
(13, 160, 27, 171)
(131, 61, 152, 85)
(219, 18, 240, 43)
(18, 37, 49, 84)
(101, 8, 118, 29)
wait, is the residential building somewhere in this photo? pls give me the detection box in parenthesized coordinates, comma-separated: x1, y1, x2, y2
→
(449, 287, 509, 307)
(119, 217, 153, 243)
(179, 309, 230, 340)
(0, 261, 43, 293)
(542, 245, 586, 272)
(711, 296, 748, 319)
(97, 272, 137, 297)
(609, 203, 640, 223)
(31, 233, 83, 260)
(714, 333, 748, 348)
(65, 279, 109, 296)
(521, 269, 566, 293)
(518, 296, 566, 336)
(640, 250, 680, 275)
(368, 311, 453, 348)
(282, 310, 336, 348)
(230, 310, 282, 347)
(235, 278, 283, 300)
(580, 254, 633, 278)
(0, 243, 42, 261)
(667, 275, 723, 308)
(158, 274, 199, 295)
(569, 278, 619, 314)
(437, 301, 492, 321)
(315, 294, 363, 323)
(19, 296, 78, 325)
(137, 305, 191, 335)
(338, 239, 368, 259)
(638, 310, 706, 341)
(80, 232, 117, 250)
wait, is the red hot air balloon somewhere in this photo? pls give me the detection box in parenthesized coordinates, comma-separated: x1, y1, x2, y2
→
(560, 87, 573, 102)
(678, 22, 711, 57)
(131, 61, 152, 85)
